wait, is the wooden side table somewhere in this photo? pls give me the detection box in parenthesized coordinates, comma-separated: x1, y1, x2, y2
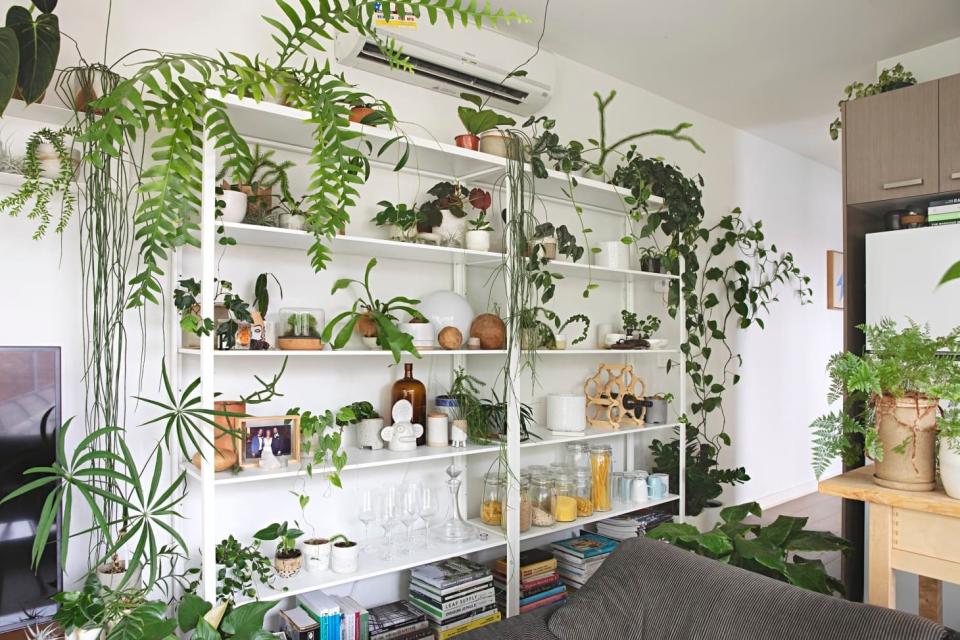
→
(819, 465, 960, 623)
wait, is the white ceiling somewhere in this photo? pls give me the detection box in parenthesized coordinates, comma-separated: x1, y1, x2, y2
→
(499, 0, 960, 169)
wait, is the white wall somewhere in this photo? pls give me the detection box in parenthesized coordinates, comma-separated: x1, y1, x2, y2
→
(0, 0, 841, 611)
(878, 36, 960, 82)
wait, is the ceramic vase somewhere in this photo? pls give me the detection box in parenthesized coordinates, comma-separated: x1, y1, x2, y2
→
(274, 551, 303, 578)
(478, 132, 514, 157)
(302, 538, 331, 572)
(96, 562, 142, 591)
(279, 213, 305, 230)
(939, 442, 960, 499)
(220, 190, 248, 223)
(357, 417, 385, 450)
(465, 229, 492, 252)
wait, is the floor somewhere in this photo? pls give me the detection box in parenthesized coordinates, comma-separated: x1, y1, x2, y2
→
(759, 492, 843, 580)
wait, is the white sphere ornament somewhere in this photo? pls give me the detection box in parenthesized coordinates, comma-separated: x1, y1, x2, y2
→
(417, 290, 475, 346)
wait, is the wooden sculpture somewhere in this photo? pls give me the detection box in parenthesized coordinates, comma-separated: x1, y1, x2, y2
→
(583, 363, 647, 429)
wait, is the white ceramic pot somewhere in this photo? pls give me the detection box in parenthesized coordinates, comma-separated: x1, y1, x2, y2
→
(417, 291, 475, 345)
(220, 190, 248, 223)
(357, 418, 385, 450)
(700, 501, 724, 531)
(96, 563, 142, 590)
(594, 240, 629, 269)
(940, 442, 960, 499)
(546, 395, 586, 433)
(399, 321, 435, 350)
(465, 229, 492, 252)
(431, 210, 467, 246)
(68, 628, 103, 640)
(361, 336, 381, 350)
(426, 413, 449, 447)
(595, 323, 613, 349)
(479, 132, 513, 157)
(331, 542, 359, 574)
(279, 213, 306, 230)
(302, 539, 332, 572)
(647, 338, 668, 349)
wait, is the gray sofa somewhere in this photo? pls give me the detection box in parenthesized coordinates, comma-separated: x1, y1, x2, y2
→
(463, 537, 953, 640)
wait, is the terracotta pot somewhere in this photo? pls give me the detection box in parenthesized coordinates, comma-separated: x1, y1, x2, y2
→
(454, 134, 480, 150)
(274, 550, 303, 578)
(356, 312, 378, 338)
(191, 400, 244, 471)
(349, 106, 377, 124)
(873, 395, 938, 492)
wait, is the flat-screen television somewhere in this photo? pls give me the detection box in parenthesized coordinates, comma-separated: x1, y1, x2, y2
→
(0, 347, 61, 632)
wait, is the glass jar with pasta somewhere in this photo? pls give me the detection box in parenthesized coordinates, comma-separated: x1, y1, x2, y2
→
(481, 471, 504, 525)
(590, 444, 612, 511)
(573, 468, 594, 516)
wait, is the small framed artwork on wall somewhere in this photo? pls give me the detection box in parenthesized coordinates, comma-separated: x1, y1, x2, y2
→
(238, 415, 300, 468)
(827, 250, 844, 310)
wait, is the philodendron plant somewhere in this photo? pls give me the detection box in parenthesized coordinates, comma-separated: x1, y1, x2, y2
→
(648, 501, 851, 596)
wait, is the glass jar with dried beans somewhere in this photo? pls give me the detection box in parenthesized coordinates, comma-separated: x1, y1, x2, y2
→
(500, 476, 532, 533)
(530, 476, 556, 527)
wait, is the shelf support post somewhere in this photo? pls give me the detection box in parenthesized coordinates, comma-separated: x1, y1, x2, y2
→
(678, 255, 687, 520)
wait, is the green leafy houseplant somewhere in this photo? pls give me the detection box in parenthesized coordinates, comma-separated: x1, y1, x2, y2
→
(0, 0, 61, 115)
(214, 535, 275, 602)
(291, 404, 358, 488)
(322, 258, 422, 362)
(457, 92, 516, 137)
(648, 501, 851, 596)
(829, 63, 916, 140)
(809, 320, 960, 479)
(254, 521, 303, 560)
(518, 307, 589, 350)
(523, 114, 589, 179)
(174, 278, 254, 348)
(635, 314, 661, 339)
(372, 200, 425, 240)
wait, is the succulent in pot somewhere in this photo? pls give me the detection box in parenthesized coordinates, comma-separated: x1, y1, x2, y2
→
(329, 534, 359, 574)
(254, 521, 304, 578)
(809, 320, 960, 492)
(455, 92, 515, 151)
(272, 193, 309, 231)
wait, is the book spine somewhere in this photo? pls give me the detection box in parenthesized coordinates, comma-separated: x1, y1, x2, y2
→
(412, 570, 489, 590)
(410, 593, 495, 621)
(435, 611, 502, 640)
(410, 587, 494, 612)
(519, 592, 567, 614)
(410, 581, 490, 603)
(410, 576, 492, 597)
(370, 620, 429, 640)
(519, 585, 566, 606)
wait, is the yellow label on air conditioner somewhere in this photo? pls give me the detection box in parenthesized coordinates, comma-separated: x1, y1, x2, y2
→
(374, 3, 418, 28)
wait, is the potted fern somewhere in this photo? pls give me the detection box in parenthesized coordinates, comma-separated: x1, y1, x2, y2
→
(809, 320, 960, 492)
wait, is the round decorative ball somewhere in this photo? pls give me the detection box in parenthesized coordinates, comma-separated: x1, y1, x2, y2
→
(438, 326, 464, 350)
(417, 290, 475, 346)
(470, 313, 506, 349)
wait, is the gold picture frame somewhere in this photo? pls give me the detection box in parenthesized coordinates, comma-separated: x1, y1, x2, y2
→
(827, 250, 844, 310)
(237, 415, 301, 468)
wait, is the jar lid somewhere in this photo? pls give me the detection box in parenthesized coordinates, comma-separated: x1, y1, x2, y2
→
(483, 471, 505, 483)
(531, 475, 553, 486)
(589, 444, 613, 452)
(565, 442, 590, 451)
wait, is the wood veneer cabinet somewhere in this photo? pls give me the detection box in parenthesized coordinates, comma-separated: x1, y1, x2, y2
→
(844, 80, 939, 204)
(940, 73, 960, 192)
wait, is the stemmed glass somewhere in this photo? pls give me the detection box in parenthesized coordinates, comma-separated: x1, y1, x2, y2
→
(379, 487, 400, 560)
(358, 488, 378, 551)
(417, 486, 438, 544)
(399, 484, 421, 555)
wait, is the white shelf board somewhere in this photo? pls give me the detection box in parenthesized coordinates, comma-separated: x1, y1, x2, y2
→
(467, 495, 679, 543)
(219, 222, 504, 266)
(242, 529, 505, 603)
(521, 422, 681, 449)
(546, 259, 679, 282)
(183, 441, 501, 486)
(215, 93, 504, 181)
(178, 348, 506, 358)
(533, 348, 678, 356)
(0, 172, 25, 187)
(2, 99, 74, 126)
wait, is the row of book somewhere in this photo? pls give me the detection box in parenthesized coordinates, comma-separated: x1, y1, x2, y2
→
(493, 548, 567, 615)
(284, 592, 430, 640)
(928, 197, 960, 226)
(551, 533, 619, 591)
(408, 557, 502, 639)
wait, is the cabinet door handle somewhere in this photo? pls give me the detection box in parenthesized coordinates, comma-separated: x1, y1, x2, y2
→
(951, 171, 960, 180)
(882, 178, 923, 190)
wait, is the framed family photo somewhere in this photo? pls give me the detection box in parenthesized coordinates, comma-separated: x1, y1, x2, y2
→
(238, 416, 300, 468)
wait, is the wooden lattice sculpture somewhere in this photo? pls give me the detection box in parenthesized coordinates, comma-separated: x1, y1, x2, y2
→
(583, 363, 647, 429)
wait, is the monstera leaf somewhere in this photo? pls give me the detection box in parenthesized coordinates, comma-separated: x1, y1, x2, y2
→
(0, 27, 18, 115)
(6, 5, 60, 105)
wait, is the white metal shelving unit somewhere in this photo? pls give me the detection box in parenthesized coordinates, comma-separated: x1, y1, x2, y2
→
(174, 92, 686, 617)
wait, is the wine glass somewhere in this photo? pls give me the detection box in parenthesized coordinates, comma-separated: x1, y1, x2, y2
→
(399, 484, 421, 555)
(417, 486, 438, 544)
(358, 488, 378, 550)
(379, 487, 400, 560)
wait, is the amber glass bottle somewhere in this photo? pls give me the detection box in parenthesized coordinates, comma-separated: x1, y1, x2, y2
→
(392, 362, 427, 446)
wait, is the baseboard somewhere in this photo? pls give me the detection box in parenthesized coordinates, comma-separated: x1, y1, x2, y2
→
(754, 480, 821, 510)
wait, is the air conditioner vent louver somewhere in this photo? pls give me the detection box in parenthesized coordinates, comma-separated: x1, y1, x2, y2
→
(358, 42, 528, 105)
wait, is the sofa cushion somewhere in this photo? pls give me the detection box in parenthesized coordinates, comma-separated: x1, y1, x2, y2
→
(548, 536, 950, 640)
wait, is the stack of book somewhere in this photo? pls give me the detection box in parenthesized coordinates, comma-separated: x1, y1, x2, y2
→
(493, 548, 567, 615)
(592, 509, 673, 540)
(409, 557, 501, 639)
(366, 600, 431, 640)
(550, 533, 619, 591)
(335, 596, 371, 640)
(928, 197, 960, 226)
